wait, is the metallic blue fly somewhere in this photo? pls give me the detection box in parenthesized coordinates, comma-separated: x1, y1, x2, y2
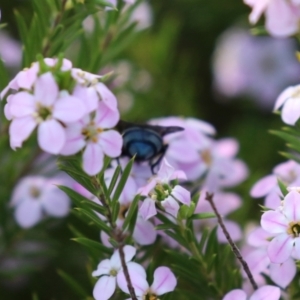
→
(116, 120, 184, 173)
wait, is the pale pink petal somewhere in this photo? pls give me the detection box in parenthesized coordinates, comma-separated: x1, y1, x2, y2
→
(138, 180, 157, 196)
(250, 175, 277, 198)
(274, 86, 294, 111)
(9, 116, 36, 149)
(261, 211, 288, 234)
(110, 245, 136, 269)
(139, 197, 157, 220)
(214, 192, 241, 216)
(96, 82, 118, 111)
(98, 130, 123, 157)
(157, 159, 176, 182)
(60, 123, 85, 155)
(151, 267, 177, 295)
(126, 262, 147, 278)
(249, 285, 280, 300)
(267, 233, 293, 263)
(37, 120, 66, 154)
(41, 187, 70, 217)
(14, 199, 42, 228)
(245, 249, 270, 275)
(16, 65, 38, 90)
(223, 289, 247, 300)
(34, 72, 58, 106)
(171, 185, 190, 205)
(92, 259, 111, 277)
(53, 95, 86, 123)
(133, 217, 156, 245)
(292, 238, 300, 260)
(93, 276, 116, 300)
(247, 228, 271, 247)
(95, 100, 119, 128)
(266, 0, 300, 37)
(9, 92, 35, 117)
(215, 138, 239, 158)
(217, 220, 242, 243)
(73, 85, 98, 113)
(167, 142, 199, 163)
(82, 143, 104, 176)
(269, 258, 296, 288)
(161, 196, 180, 217)
(117, 268, 148, 296)
(186, 117, 216, 135)
(264, 192, 281, 210)
(247, 0, 270, 24)
(284, 190, 300, 222)
(281, 97, 300, 125)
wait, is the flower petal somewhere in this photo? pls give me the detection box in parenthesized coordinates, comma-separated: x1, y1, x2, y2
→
(110, 245, 136, 269)
(250, 175, 277, 198)
(37, 119, 66, 154)
(133, 216, 157, 245)
(98, 130, 123, 157)
(267, 233, 293, 263)
(171, 185, 190, 205)
(82, 143, 104, 176)
(274, 86, 294, 111)
(249, 285, 280, 300)
(96, 82, 118, 111)
(269, 258, 296, 288)
(9, 116, 36, 149)
(9, 92, 35, 117)
(95, 101, 120, 128)
(151, 266, 177, 296)
(60, 122, 85, 155)
(53, 95, 86, 123)
(217, 220, 242, 243)
(139, 197, 157, 220)
(92, 259, 111, 277)
(34, 72, 58, 106)
(93, 276, 116, 300)
(73, 85, 98, 113)
(14, 199, 42, 228)
(260, 210, 288, 234)
(161, 197, 180, 218)
(284, 190, 300, 222)
(281, 97, 300, 125)
(223, 289, 247, 300)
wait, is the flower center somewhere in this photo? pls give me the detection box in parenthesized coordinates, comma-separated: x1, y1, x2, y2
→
(81, 121, 103, 143)
(144, 293, 158, 300)
(292, 87, 300, 99)
(109, 269, 118, 276)
(35, 103, 52, 121)
(287, 221, 300, 237)
(201, 149, 212, 166)
(30, 186, 41, 199)
(152, 183, 171, 201)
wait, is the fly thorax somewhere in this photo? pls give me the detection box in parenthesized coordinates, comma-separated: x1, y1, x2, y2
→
(287, 221, 300, 237)
(82, 121, 103, 143)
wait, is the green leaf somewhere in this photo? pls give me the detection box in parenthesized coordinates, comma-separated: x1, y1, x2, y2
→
(72, 237, 112, 255)
(278, 151, 300, 164)
(75, 208, 111, 233)
(107, 165, 121, 196)
(155, 223, 178, 231)
(277, 178, 288, 197)
(191, 212, 216, 220)
(270, 130, 300, 152)
(57, 269, 89, 298)
(122, 195, 140, 230)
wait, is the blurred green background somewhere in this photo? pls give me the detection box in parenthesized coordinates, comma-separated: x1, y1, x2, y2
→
(0, 0, 289, 298)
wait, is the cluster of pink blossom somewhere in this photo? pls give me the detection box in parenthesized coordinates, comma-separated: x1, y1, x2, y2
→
(244, 0, 300, 37)
(1, 57, 123, 176)
(92, 245, 177, 300)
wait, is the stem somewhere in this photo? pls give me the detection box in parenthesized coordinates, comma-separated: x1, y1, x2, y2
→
(205, 192, 258, 290)
(118, 243, 138, 300)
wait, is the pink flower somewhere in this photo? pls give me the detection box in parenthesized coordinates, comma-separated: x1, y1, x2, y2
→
(117, 266, 177, 299)
(7, 72, 86, 153)
(92, 245, 144, 300)
(274, 84, 300, 125)
(60, 101, 122, 176)
(138, 159, 190, 220)
(10, 176, 71, 228)
(244, 227, 296, 288)
(223, 285, 280, 300)
(261, 190, 300, 263)
(244, 0, 300, 37)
